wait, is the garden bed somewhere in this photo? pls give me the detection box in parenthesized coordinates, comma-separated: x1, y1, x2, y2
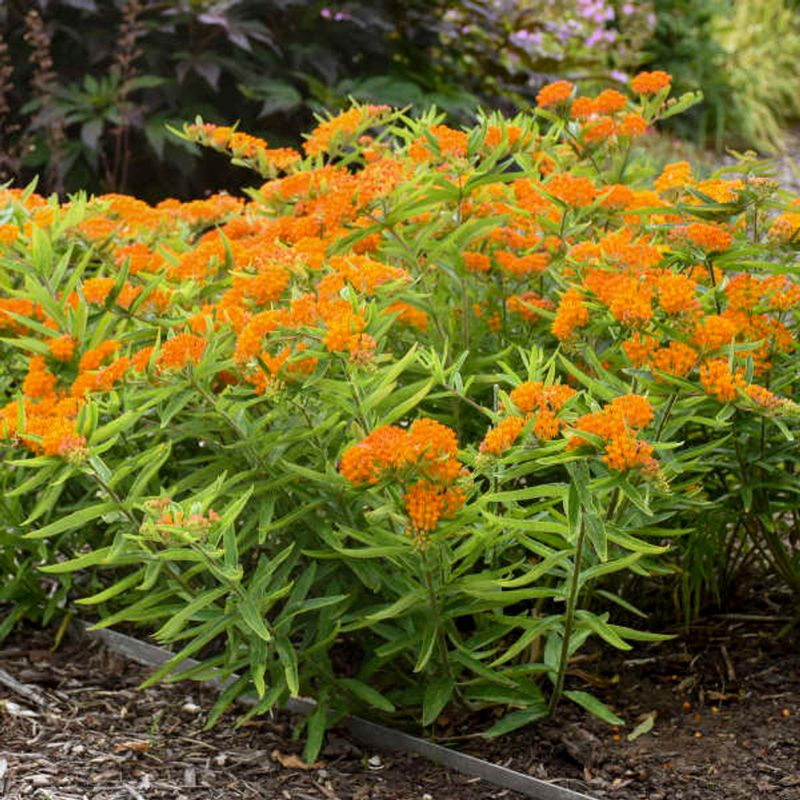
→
(1, 615, 797, 800)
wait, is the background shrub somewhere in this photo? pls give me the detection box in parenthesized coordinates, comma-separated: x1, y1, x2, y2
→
(0, 1, 654, 198)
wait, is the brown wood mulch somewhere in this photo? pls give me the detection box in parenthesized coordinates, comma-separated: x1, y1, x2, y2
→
(0, 633, 524, 800)
(1, 612, 799, 800)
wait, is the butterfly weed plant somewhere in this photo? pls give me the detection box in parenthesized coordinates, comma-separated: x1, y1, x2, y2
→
(1, 73, 800, 759)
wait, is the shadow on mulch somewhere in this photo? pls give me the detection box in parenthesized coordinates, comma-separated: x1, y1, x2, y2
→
(1, 613, 799, 800)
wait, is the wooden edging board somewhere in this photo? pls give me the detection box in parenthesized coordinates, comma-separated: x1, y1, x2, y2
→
(81, 624, 599, 800)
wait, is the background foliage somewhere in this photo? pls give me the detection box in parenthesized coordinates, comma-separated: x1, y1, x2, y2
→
(0, 0, 707, 199)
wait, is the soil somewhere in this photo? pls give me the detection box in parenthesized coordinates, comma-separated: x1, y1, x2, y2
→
(467, 614, 800, 800)
(1, 615, 798, 800)
(0, 632, 515, 800)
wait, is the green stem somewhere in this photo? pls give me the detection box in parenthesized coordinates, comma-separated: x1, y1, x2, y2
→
(548, 516, 586, 715)
(420, 547, 462, 704)
(655, 392, 679, 442)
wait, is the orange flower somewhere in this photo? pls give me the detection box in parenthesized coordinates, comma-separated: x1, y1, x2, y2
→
(340, 418, 462, 489)
(655, 161, 692, 194)
(685, 222, 733, 252)
(623, 333, 658, 367)
(552, 288, 589, 341)
(594, 89, 627, 114)
(81, 277, 116, 305)
(745, 384, 784, 410)
(48, 335, 76, 362)
(700, 359, 744, 402)
(385, 301, 428, 331)
(570, 395, 657, 473)
(409, 124, 469, 162)
(582, 115, 615, 144)
(570, 97, 597, 119)
(507, 291, 554, 322)
(630, 71, 672, 95)
(157, 333, 206, 370)
(693, 315, 737, 351)
(404, 481, 464, 539)
(546, 174, 597, 207)
(494, 250, 549, 278)
(536, 80, 573, 108)
(649, 341, 697, 378)
(480, 416, 526, 455)
(618, 113, 648, 137)
(23, 356, 57, 399)
(463, 251, 491, 274)
(304, 105, 390, 156)
(656, 272, 698, 315)
(509, 381, 575, 414)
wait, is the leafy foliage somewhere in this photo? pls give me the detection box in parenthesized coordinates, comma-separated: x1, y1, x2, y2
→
(2, 76, 800, 757)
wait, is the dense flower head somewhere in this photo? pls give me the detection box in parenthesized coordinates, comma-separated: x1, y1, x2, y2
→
(536, 80, 574, 108)
(480, 416, 527, 455)
(340, 418, 462, 488)
(655, 161, 692, 194)
(304, 105, 390, 156)
(157, 333, 206, 371)
(684, 222, 733, 252)
(552, 288, 589, 342)
(403, 481, 465, 540)
(409, 124, 469, 162)
(699, 359, 745, 402)
(630, 71, 671, 95)
(47, 335, 76, 362)
(570, 394, 657, 473)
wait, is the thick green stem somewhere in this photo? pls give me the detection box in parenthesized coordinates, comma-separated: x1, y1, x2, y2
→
(420, 548, 462, 704)
(548, 517, 586, 715)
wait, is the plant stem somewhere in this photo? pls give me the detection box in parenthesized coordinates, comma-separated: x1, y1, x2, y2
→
(420, 547, 462, 705)
(548, 516, 586, 715)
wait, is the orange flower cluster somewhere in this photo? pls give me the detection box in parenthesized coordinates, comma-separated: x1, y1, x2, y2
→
(684, 222, 733, 252)
(340, 419, 465, 540)
(630, 71, 672, 95)
(157, 334, 206, 371)
(304, 105, 390, 157)
(409, 124, 469, 162)
(570, 394, 658, 474)
(552, 288, 589, 341)
(536, 80, 573, 108)
(185, 122, 301, 174)
(1, 72, 797, 490)
(480, 381, 576, 455)
(699, 359, 745, 402)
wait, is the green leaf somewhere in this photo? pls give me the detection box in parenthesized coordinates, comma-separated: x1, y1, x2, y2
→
(75, 569, 146, 605)
(482, 702, 549, 737)
(154, 586, 228, 643)
(238, 597, 273, 643)
(340, 678, 396, 713)
(564, 690, 624, 725)
(276, 635, 299, 696)
(490, 615, 560, 667)
(422, 677, 454, 726)
(627, 711, 656, 742)
(303, 698, 328, 764)
(574, 610, 631, 651)
(205, 674, 250, 729)
(24, 502, 117, 539)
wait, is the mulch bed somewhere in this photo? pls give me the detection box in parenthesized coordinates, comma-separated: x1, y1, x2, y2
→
(0, 633, 518, 800)
(468, 614, 800, 800)
(1, 614, 799, 800)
